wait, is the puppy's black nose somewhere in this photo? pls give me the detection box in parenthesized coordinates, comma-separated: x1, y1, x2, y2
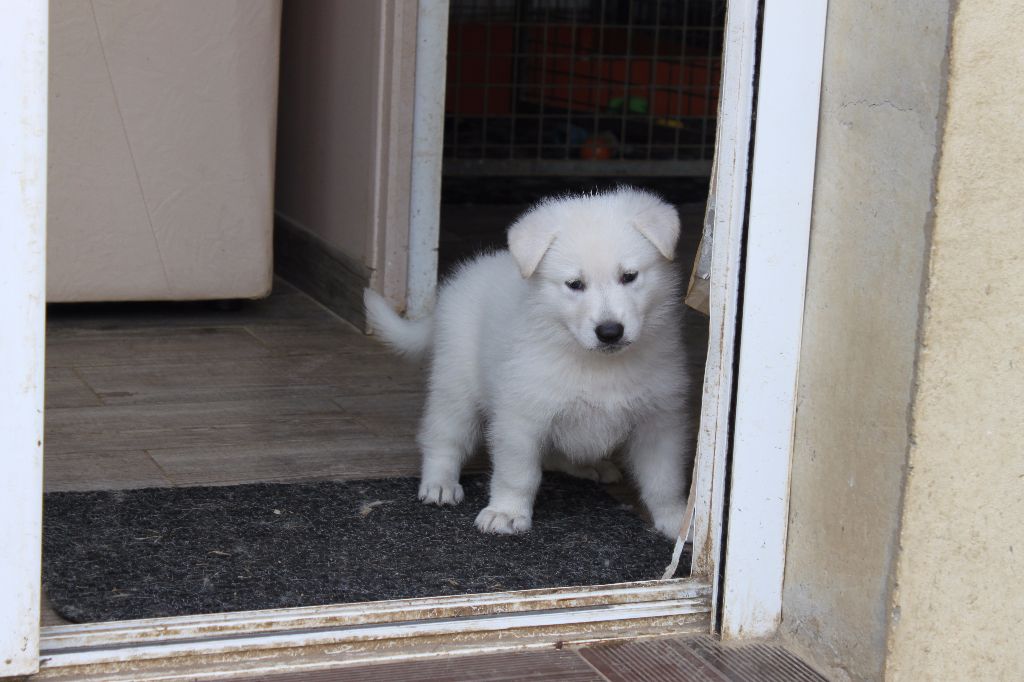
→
(595, 321, 624, 344)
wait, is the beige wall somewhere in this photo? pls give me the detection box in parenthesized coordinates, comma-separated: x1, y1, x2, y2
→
(275, 0, 416, 307)
(780, 1, 953, 679)
(885, 0, 1024, 678)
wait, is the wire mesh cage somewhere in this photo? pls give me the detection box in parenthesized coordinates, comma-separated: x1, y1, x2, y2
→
(444, 0, 726, 177)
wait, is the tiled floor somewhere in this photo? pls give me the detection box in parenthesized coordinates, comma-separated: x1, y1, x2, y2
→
(44, 280, 431, 494)
(241, 636, 828, 681)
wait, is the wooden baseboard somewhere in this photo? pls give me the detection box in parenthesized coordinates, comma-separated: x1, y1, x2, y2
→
(273, 214, 370, 330)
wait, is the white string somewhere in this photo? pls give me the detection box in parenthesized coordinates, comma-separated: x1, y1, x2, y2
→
(662, 454, 700, 580)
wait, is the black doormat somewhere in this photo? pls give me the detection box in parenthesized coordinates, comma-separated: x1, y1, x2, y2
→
(43, 474, 678, 623)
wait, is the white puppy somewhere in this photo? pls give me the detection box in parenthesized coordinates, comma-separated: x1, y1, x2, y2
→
(364, 187, 692, 539)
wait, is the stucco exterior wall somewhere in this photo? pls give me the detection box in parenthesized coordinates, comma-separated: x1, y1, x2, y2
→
(884, 0, 1024, 678)
(780, 2, 953, 679)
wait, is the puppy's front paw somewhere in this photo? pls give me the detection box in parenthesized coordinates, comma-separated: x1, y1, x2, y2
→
(418, 479, 464, 506)
(475, 507, 532, 534)
(651, 503, 686, 540)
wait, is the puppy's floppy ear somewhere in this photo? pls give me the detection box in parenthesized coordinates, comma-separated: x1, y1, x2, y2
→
(507, 205, 558, 278)
(626, 189, 680, 260)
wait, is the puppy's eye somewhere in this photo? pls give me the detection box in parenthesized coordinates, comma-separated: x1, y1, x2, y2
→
(620, 271, 638, 285)
(566, 279, 586, 292)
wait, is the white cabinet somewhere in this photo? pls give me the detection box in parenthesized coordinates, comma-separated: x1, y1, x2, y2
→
(47, 0, 281, 303)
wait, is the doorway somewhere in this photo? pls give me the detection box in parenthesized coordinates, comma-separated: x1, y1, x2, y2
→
(39, 0, 717, 630)
(0, 0, 830, 676)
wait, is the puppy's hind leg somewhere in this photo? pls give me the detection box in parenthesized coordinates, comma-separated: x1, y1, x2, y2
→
(417, 388, 480, 506)
(543, 451, 623, 483)
(626, 414, 690, 539)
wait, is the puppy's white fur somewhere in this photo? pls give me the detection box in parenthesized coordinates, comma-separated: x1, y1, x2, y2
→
(364, 187, 691, 539)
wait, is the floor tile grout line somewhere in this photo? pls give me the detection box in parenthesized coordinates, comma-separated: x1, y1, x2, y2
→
(689, 636, 761, 680)
(668, 636, 743, 682)
(70, 365, 107, 406)
(239, 324, 276, 352)
(275, 275, 368, 336)
(664, 637, 735, 682)
(744, 641, 828, 682)
(144, 449, 179, 488)
(49, 323, 267, 336)
(571, 646, 615, 682)
(692, 636, 793, 682)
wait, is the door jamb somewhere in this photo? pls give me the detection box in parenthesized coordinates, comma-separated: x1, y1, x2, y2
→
(0, 2, 48, 676)
(404, 0, 450, 319)
(719, 0, 828, 638)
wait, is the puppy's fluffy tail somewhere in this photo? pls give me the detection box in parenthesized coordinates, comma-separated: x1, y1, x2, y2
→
(363, 289, 433, 360)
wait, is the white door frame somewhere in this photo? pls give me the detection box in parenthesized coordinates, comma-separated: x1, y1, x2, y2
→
(404, 0, 449, 319)
(1, 0, 828, 676)
(687, 0, 761, 619)
(0, 2, 48, 677)
(720, 0, 828, 639)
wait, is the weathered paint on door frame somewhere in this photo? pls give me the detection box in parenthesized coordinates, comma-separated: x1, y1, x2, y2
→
(0, 1, 48, 676)
(721, 0, 828, 639)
